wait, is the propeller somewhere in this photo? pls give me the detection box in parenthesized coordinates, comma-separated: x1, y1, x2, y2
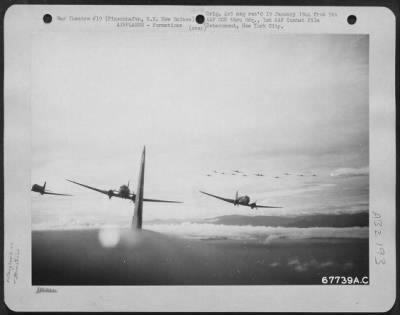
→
(234, 190, 239, 206)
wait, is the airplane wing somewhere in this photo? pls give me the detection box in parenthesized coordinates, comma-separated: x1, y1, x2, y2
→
(249, 205, 283, 209)
(199, 191, 235, 204)
(66, 179, 110, 195)
(143, 198, 182, 203)
(43, 191, 72, 196)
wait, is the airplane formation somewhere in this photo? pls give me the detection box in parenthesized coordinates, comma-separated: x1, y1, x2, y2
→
(33, 147, 323, 229)
(206, 170, 317, 178)
(32, 147, 182, 229)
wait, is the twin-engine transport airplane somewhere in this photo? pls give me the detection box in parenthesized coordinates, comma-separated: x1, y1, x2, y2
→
(67, 147, 182, 229)
(66, 179, 181, 204)
(31, 182, 71, 196)
(200, 191, 282, 209)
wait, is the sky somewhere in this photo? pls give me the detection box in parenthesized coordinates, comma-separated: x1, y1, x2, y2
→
(31, 32, 369, 229)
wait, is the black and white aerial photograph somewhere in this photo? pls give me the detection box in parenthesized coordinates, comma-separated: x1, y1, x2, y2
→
(31, 32, 369, 285)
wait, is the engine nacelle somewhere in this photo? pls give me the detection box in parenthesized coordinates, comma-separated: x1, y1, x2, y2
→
(108, 190, 114, 199)
(250, 203, 257, 209)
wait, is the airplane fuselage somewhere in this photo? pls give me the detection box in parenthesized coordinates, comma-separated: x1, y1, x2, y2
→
(234, 195, 250, 206)
(31, 184, 44, 195)
(234, 196, 258, 208)
(108, 185, 132, 200)
(119, 185, 130, 198)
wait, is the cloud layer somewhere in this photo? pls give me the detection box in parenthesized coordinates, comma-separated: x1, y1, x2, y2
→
(330, 167, 369, 177)
(145, 223, 368, 241)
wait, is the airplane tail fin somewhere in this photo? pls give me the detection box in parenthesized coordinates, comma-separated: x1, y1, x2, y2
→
(132, 147, 145, 229)
(43, 181, 47, 190)
(235, 190, 238, 201)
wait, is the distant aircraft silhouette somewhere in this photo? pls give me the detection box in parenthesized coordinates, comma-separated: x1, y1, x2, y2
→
(200, 190, 282, 209)
(31, 181, 71, 196)
(67, 147, 182, 229)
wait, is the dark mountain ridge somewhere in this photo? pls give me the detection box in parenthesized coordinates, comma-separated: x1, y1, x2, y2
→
(196, 212, 368, 228)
